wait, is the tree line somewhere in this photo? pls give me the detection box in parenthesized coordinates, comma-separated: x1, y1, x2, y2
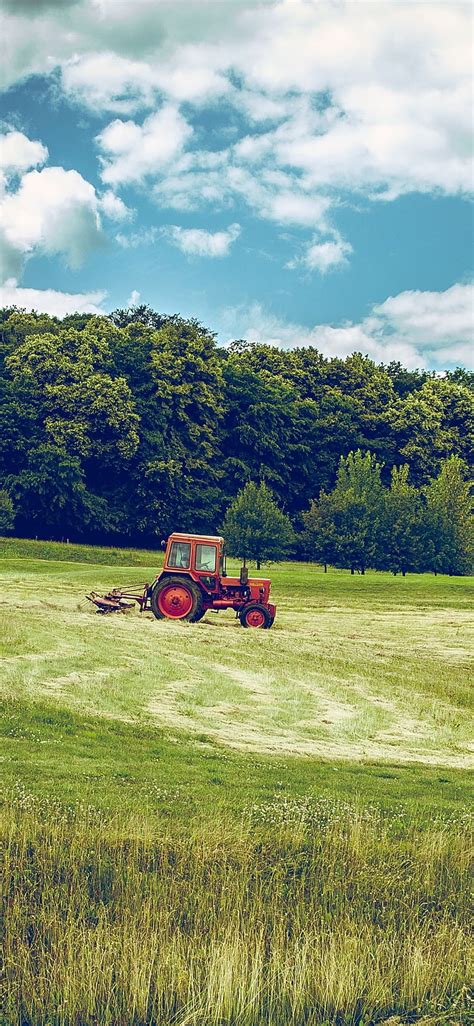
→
(0, 304, 472, 573)
(222, 455, 472, 576)
(303, 451, 472, 575)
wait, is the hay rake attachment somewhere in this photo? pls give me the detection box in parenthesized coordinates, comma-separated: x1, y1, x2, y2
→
(86, 584, 150, 614)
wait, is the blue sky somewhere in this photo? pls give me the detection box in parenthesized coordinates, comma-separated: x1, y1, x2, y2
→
(0, 0, 472, 369)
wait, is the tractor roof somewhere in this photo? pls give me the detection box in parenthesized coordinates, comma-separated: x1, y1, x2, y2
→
(168, 533, 224, 543)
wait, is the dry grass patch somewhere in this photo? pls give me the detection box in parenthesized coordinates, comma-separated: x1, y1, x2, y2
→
(2, 799, 472, 1026)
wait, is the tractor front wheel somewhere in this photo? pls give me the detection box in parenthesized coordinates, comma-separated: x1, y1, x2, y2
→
(151, 576, 203, 622)
(239, 603, 273, 629)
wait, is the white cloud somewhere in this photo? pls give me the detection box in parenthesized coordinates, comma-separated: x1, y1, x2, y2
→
(0, 0, 257, 94)
(303, 239, 352, 274)
(221, 283, 474, 370)
(373, 284, 474, 348)
(0, 165, 104, 282)
(237, 90, 297, 124)
(166, 223, 241, 258)
(0, 130, 48, 172)
(0, 278, 106, 317)
(220, 302, 377, 356)
(155, 158, 333, 233)
(61, 52, 156, 113)
(268, 85, 473, 198)
(127, 289, 140, 306)
(115, 226, 159, 248)
(288, 235, 353, 274)
(97, 106, 192, 186)
(151, 45, 230, 105)
(260, 190, 331, 230)
(0, 233, 24, 280)
(307, 321, 422, 369)
(99, 190, 132, 221)
(63, 46, 229, 112)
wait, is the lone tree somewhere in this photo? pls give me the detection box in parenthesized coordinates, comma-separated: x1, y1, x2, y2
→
(302, 491, 338, 571)
(425, 456, 473, 575)
(332, 450, 385, 574)
(383, 465, 425, 575)
(222, 481, 295, 569)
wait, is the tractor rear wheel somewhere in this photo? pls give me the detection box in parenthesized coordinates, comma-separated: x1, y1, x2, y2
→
(239, 603, 273, 629)
(151, 576, 203, 622)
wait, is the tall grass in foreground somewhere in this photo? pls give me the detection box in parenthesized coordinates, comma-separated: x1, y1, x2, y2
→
(1, 799, 472, 1026)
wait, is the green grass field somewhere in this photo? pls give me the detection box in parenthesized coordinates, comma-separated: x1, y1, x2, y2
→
(1, 538, 472, 1025)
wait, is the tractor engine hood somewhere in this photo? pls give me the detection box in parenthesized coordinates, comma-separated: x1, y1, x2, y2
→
(222, 576, 271, 588)
(222, 575, 271, 602)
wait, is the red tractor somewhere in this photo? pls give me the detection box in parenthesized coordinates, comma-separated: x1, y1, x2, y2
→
(87, 533, 276, 628)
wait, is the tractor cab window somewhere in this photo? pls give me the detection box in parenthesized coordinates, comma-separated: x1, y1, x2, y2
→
(195, 544, 217, 573)
(168, 541, 191, 569)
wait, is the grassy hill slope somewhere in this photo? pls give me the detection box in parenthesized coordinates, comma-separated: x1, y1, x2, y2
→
(1, 539, 472, 1026)
(1, 539, 472, 808)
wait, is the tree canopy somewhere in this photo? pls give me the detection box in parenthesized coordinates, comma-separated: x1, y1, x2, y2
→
(0, 305, 472, 573)
(222, 481, 295, 568)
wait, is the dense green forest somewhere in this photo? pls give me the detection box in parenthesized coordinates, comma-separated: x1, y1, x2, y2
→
(0, 304, 472, 571)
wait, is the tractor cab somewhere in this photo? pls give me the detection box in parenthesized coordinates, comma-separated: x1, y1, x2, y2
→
(164, 533, 224, 591)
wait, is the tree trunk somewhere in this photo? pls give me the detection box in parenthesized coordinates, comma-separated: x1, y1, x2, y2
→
(324, 563, 327, 573)
(351, 568, 354, 575)
(256, 559, 261, 570)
